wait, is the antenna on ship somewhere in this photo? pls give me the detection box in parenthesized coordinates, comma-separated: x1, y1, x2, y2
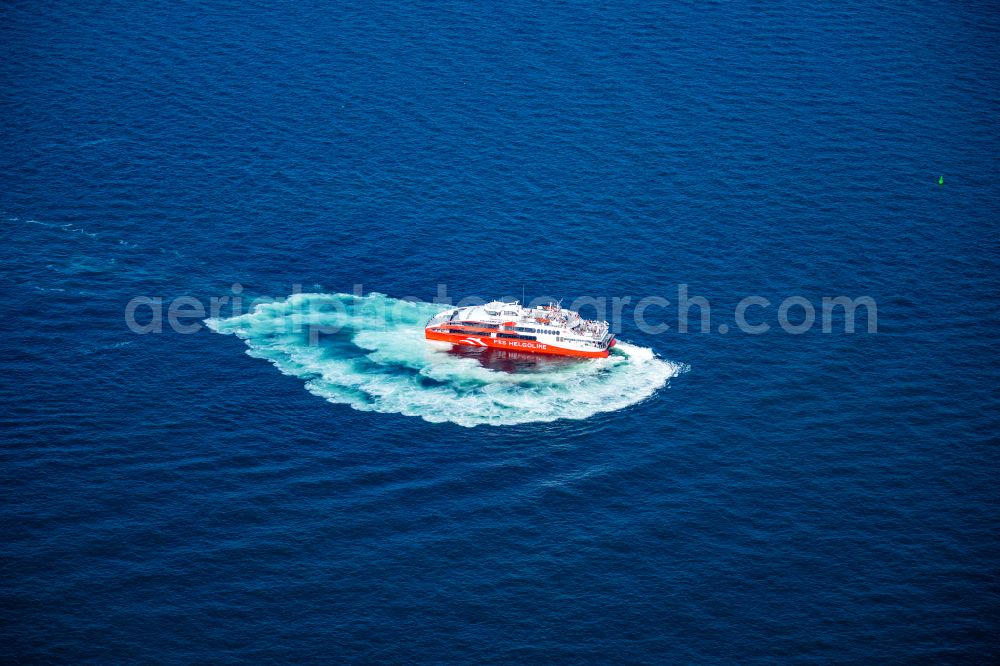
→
(521, 284, 525, 307)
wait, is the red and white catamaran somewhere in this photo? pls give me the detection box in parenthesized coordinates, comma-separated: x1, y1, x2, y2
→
(425, 300, 616, 358)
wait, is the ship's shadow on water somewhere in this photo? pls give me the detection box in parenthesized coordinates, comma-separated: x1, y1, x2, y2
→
(446, 346, 601, 374)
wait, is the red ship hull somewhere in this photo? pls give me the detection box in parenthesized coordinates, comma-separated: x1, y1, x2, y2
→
(425, 329, 611, 358)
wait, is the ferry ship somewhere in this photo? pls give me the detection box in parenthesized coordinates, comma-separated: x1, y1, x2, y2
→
(425, 300, 616, 358)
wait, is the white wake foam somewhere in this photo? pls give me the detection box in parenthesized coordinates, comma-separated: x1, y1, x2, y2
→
(206, 292, 685, 427)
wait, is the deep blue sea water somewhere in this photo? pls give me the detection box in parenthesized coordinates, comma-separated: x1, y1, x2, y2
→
(2, 0, 999, 662)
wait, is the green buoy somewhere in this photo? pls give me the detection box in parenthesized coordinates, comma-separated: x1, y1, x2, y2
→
(939, 175, 944, 186)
